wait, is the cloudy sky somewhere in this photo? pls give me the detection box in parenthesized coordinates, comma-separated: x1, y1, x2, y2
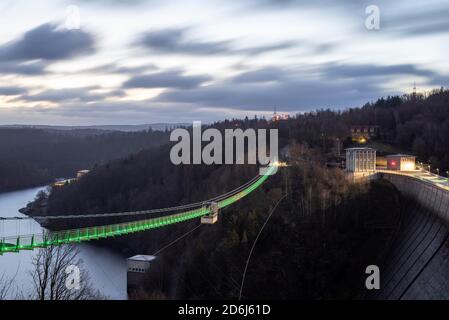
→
(0, 0, 448, 125)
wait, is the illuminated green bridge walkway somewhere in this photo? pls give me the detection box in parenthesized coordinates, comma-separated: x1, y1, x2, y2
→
(0, 165, 276, 255)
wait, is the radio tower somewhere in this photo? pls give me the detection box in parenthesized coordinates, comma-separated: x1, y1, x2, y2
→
(413, 81, 417, 99)
(272, 106, 278, 121)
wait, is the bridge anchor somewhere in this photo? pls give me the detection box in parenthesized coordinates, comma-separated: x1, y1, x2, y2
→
(201, 202, 219, 224)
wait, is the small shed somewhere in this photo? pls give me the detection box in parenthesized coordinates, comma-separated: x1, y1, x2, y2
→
(127, 255, 157, 294)
(386, 154, 416, 171)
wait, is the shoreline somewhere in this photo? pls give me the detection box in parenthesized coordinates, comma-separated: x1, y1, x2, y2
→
(0, 182, 50, 195)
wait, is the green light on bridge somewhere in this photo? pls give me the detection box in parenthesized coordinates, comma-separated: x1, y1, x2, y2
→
(1, 167, 274, 255)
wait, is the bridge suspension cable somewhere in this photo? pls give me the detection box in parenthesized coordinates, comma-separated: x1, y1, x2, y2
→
(2, 174, 262, 221)
(0, 165, 277, 255)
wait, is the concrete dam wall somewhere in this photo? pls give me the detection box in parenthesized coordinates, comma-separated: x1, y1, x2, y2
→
(373, 172, 449, 299)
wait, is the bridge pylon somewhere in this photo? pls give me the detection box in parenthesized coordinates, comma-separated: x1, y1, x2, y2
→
(201, 202, 219, 224)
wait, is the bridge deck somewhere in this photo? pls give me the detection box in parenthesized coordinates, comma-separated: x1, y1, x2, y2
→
(0, 166, 275, 255)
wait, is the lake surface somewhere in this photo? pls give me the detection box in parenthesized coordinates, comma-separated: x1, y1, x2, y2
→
(0, 187, 127, 299)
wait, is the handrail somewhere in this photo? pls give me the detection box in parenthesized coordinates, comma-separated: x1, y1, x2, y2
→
(0, 165, 275, 254)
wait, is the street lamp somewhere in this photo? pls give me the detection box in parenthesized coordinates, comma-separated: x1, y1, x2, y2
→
(436, 168, 440, 176)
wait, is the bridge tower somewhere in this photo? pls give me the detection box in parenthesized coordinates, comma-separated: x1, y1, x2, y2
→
(201, 202, 219, 224)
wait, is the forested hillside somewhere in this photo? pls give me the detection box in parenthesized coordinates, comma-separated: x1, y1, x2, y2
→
(0, 127, 170, 191)
(44, 144, 259, 224)
(210, 89, 449, 171)
(22, 87, 449, 298)
(36, 142, 401, 299)
(286, 89, 449, 170)
(4, 88, 449, 192)
(0, 160, 52, 191)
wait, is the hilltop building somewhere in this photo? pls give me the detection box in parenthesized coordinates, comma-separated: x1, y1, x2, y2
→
(386, 154, 416, 171)
(271, 107, 290, 122)
(345, 148, 376, 173)
(52, 169, 90, 189)
(53, 180, 68, 188)
(271, 113, 290, 122)
(52, 178, 76, 188)
(350, 125, 379, 143)
(76, 170, 90, 179)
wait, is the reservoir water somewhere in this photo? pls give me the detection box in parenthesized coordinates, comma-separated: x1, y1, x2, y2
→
(0, 186, 127, 299)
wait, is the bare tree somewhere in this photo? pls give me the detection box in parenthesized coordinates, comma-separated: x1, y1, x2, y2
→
(0, 263, 20, 300)
(29, 244, 104, 300)
(0, 273, 16, 300)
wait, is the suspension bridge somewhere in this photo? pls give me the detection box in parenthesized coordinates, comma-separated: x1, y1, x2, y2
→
(0, 164, 277, 255)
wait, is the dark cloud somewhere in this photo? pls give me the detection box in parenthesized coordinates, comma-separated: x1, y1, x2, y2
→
(401, 21, 449, 36)
(322, 63, 436, 79)
(137, 28, 230, 55)
(384, 7, 449, 37)
(427, 74, 449, 87)
(0, 23, 95, 62)
(231, 63, 437, 87)
(136, 27, 299, 56)
(231, 67, 287, 83)
(256, 1, 449, 38)
(123, 70, 212, 89)
(239, 41, 299, 55)
(74, 0, 149, 5)
(108, 89, 127, 97)
(0, 86, 28, 96)
(155, 62, 445, 111)
(253, 0, 389, 11)
(0, 61, 48, 75)
(156, 77, 386, 111)
(17, 99, 211, 124)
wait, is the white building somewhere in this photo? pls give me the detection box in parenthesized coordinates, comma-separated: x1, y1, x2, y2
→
(386, 154, 416, 171)
(345, 148, 376, 173)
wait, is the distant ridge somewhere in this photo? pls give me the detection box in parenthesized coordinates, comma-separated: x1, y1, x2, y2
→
(0, 123, 190, 132)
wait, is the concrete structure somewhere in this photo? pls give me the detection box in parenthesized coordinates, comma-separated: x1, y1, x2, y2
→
(345, 148, 376, 173)
(201, 202, 219, 224)
(127, 255, 156, 294)
(386, 154, 416, 171)
(378, 171, 449, 225)
(368, 171, 449, 299)
(76, 169, 90, 179)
